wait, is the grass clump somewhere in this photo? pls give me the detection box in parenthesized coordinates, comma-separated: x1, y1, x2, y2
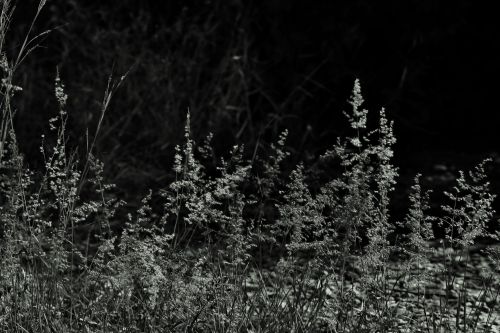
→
(1, 2, 500, 332)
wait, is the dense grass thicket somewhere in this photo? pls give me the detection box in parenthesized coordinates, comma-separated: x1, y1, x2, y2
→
(1, 2, 500, 332)
(10, 0, 264, 195)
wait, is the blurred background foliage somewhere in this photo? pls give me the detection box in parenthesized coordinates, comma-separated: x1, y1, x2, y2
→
(6, 0, 500, 207)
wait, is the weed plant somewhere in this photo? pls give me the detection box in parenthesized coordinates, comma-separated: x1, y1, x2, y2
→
(1, 2, 500, 332)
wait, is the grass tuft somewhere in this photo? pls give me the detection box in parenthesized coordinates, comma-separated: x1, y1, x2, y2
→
(1, 3, 499, 332)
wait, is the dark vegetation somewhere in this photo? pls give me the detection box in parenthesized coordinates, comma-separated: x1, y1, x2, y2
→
(9, 0, 500, 194)
(1, 1, 500, 331)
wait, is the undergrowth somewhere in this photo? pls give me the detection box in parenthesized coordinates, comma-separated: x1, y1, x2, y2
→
(1, 2, 499, 332)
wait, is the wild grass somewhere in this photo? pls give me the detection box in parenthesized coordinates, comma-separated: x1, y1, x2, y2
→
(1, 2, 500, 332)
(11, 0, 261, 198)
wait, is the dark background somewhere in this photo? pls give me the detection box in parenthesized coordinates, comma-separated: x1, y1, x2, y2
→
(7, 0, 500, 212)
